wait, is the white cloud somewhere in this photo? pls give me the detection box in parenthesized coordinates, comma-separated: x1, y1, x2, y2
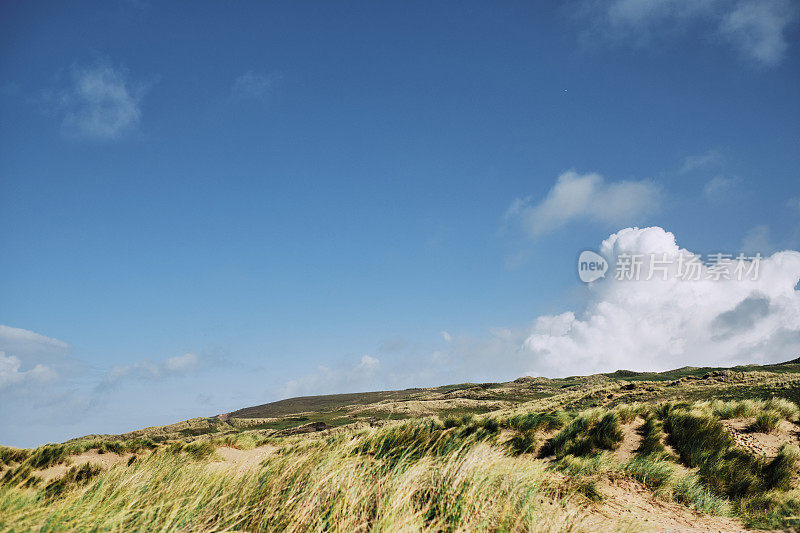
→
(521, 226, 800, 375)
(590, 0, 798, 66)
(0, 351, 57, 390)
(58, 62, 146, 140)
(506, 171, 660, 237)
(101, 352, 200, 389)
(265, 226, 800, 403)
(231, 71, 281, 99)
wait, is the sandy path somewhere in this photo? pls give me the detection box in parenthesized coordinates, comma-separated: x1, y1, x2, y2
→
(586, 478, 746, 532)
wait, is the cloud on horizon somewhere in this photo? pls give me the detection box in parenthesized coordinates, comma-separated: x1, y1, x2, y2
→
(281, 226, 800, 396)
(520, 226, 800, 376)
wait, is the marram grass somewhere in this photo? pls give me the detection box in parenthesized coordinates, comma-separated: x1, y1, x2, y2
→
(0, 438, 596, 532)
(3, 399, 800, 531)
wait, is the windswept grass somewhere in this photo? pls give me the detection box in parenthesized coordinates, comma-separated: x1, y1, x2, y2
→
(0, 447, 29, 468)
(663, 403, 800, 528)
(635, 415, 668, 457)
(504, 411, 569, 432)
(0, 437, 599, 532)
(541, 410, 624, 459)
(2, 391, 799, 530)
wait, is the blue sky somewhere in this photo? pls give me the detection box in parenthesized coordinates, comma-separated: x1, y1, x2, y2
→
(1, 0, 799, 446)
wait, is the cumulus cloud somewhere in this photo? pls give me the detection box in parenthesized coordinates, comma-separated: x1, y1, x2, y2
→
(521, 226, 800, 376)
(56, 62, 146, 140)
(231, 71, 281, 99)
(100, 352, 200, 389)
(506, 171, 660, 237)
(589, 0, 798, 66)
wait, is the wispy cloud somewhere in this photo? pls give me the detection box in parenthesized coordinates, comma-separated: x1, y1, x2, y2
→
(703, 175, 739, 202)
(741, 224, 776, 254)
(53, 62, 148, 141)
(505, 170, 660, 237)
(587, 0, 798, 66)
(231, 71, 282, 100)
(99, 352, 200, 390)
(0, 324, 68, 356)
(680, 149, 724, 173)
(279, 354, 380, 398)
(719, 0, 798, 65)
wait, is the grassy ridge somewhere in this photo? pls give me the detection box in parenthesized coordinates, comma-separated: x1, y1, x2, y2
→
(2, 397, 799, 530)
(3, 362, 800, 530)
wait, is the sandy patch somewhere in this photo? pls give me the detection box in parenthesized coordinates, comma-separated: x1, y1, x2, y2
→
(585, 477, 745, 532)
(209, 445, 277, 472)
(722, 418, 800, 458)
(35, 450, 134, 483)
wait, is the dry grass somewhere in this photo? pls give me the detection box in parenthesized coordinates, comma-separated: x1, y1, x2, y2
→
(3, 364, 800, 531)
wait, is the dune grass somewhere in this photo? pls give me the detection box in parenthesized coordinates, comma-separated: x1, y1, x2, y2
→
(1, 429, 599, 532)
(2, 398, 800, 531)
